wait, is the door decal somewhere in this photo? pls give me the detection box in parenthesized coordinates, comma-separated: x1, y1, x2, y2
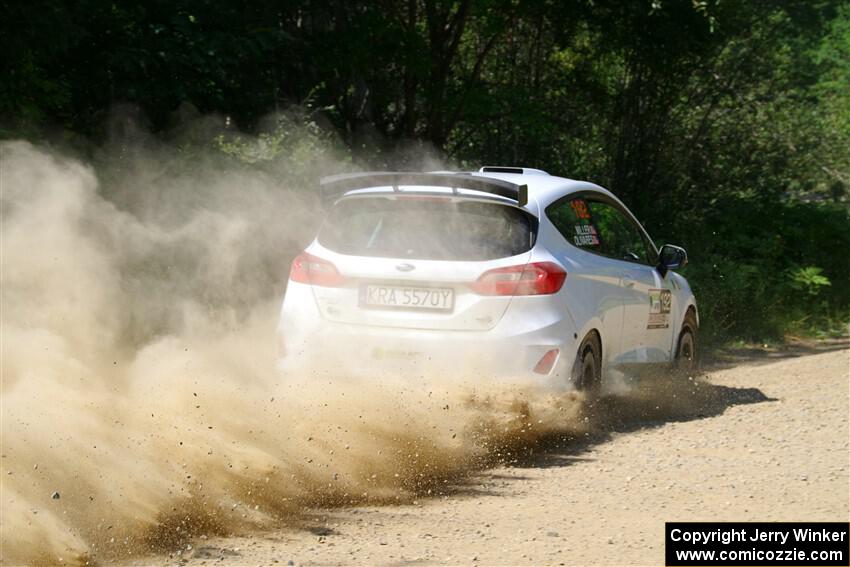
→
(647, 288, 672, 329)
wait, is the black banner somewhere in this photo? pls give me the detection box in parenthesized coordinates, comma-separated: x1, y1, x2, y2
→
(666, 522, 849, 566)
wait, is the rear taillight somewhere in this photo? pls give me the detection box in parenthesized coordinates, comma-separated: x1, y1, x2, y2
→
(289, 252, 346, 287)
(470, 261, 566, 296)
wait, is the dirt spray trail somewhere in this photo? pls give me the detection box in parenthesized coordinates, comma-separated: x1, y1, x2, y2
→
(0, 137, 735, 566)
(159, 348, 845, 567)
(0, 139, 598, 565)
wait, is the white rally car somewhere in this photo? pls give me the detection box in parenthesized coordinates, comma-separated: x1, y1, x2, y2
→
(277, 167, 698, 392)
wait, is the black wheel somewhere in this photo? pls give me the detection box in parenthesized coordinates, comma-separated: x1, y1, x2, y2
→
(674, 310, 699, 374)
(574, 332, 602, 394)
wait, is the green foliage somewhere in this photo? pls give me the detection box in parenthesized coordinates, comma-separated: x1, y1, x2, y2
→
(789, 267, 832, 296)
(212, 112, 352, 189)
(2, 0, 848, 347)
(676, 198, 850, 346)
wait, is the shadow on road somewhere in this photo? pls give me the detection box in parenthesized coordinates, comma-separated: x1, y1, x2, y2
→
(508, 376, 776, 470)
(706, 337, 849, 370)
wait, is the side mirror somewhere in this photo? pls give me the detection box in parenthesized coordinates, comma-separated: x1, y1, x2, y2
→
(657, 244, 688, 276)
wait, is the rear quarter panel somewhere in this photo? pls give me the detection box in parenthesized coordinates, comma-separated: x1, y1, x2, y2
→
(534, 213, 626, 372)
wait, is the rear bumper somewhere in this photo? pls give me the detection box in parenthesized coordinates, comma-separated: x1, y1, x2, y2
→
(277, 282, 580, 390)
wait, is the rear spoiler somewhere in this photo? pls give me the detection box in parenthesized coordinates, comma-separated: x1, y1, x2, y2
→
(319, 172, 528, 207)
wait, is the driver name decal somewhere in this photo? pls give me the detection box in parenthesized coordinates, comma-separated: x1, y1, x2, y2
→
(570, 199, 601, 247)
(573, 223, 600, 247)
(647, 288, 672, 329)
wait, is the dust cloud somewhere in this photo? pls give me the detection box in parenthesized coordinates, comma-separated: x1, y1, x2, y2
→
(0, 134, 595, 566)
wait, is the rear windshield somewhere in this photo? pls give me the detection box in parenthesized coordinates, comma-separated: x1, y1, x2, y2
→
(318, 198, 536, 260)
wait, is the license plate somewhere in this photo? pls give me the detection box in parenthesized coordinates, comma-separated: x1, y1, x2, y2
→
(360, 284, 454, 311)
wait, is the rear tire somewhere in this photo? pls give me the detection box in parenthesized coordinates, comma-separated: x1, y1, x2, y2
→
(574, 332, 602, 394)
(674, 310, 699, 375)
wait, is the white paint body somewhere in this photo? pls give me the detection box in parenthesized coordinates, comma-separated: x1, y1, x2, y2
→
(277, 169, 697, 390)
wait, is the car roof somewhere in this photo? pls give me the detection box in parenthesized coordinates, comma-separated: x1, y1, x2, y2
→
(467, 170, 617, 209)
(335, 168, 621, 215)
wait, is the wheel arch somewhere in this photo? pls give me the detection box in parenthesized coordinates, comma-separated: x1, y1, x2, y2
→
(574, 318, 607, 366)
(572, 327, 603, 391)
(681, 303, 699, 331)
(582, 328, 603, 356)
(674, 304, 700, 371)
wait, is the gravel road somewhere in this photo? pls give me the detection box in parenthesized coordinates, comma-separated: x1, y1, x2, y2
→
(147, 348, 849, 566)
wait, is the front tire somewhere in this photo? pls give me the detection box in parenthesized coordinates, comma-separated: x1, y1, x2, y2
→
(674, 310, 699, 374)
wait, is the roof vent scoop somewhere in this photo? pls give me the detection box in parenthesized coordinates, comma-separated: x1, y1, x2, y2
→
(480, 166, 549, 176)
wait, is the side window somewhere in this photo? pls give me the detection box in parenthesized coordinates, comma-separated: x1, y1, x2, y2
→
(547, 198, 602, 250)
(586, 200, 653, 264)
(547, 195, 657, 265)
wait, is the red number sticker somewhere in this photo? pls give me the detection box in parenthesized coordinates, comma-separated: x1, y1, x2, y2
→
(570, 199, 591, 220)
